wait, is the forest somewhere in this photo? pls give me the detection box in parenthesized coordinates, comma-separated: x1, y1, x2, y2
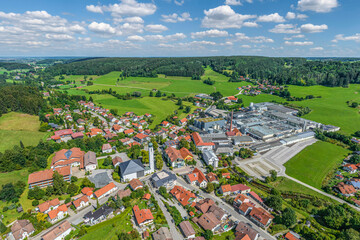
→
(0, 62, 32, 70)
(43, 56, 360, 87)
(0, 85, 45, 117)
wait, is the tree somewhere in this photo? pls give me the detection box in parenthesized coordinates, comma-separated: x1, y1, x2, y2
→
(156, 154, 163, 170)
(149, 91, 153, 97)
(103, 157, 112, 166)
(32, 200, 39, 206)
(67, 183, 79, 196)
(159, 186, 169, 199)
(71, 176, 78, 183)
(203, 230, 213, 240)
(19, 140, 24, 149)
(340, 228, 360, 240)
(351, 102, 359, 108)
(156, 90, 162, 97)
(184, 106, 191, 113)
(269, 170, 277, 182)
(349, 155, 360, 164)
(36, 212, 47, 223)
(28, 186, 45, 200)
(53, 171, 67, 195)
(354, 131, 360, 138)
(266, 195, 282, 211)
(281, 208, 297, 227)
(81, 177, 95, 188)
(205, 182, 215, 193)
(179, 138, 189, 149)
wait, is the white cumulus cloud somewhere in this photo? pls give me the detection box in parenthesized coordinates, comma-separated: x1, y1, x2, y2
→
(257, 13, 285, 23)
(297, 0, 339, 13)
(225, 0, 242, 6)
(191, 29, 228, 39)
(145, 24, 168, 33)
(332, 33, 360, 43)
(285, 40, 313, 46)
(300, 23, 328, 33)
(161, 12, 192, 23)
(269, 24, 300, 34)
(88, 22, 117, 35)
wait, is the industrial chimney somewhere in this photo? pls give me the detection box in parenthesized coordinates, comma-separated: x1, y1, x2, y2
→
(149, 142, 154, 173)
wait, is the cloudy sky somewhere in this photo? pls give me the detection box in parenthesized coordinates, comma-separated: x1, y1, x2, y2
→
(0, 0, 358, 57)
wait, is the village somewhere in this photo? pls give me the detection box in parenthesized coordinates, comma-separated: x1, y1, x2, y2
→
(6, 92, 343, 240)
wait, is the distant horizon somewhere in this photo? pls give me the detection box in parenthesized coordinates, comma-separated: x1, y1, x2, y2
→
(0, 0, 358, 57)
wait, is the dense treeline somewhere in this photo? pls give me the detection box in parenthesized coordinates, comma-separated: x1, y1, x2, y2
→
(44, 56, 360, 87)
(0, 85, 45, 117)
(45, 57, 205, 77)
(0, 62, 32, 70)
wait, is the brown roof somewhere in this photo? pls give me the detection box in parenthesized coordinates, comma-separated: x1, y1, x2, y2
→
(284, 231, 300, 240)
(179, 221, 195, 237)
(11, 220, 35, 240)
(235, 222, 259, 240)
(94, 182, 116, 198)
(170, 185, 196, 207)
(72, 195, 89, 208)
(37, 198, 60, 213)
(206, 172, 218, 182)
(235, 233, 251, 240)
(152, 227, 173, 240)
(165, 147, 183, 163)
(129, 178, 144, 190)
(112, 156, 123, 166)
(41, 221, 71, 240)
(195, 198, 215, 214)
(249, 207, 274, 226)
(28, 166, 71, 185)
(208, 204, 226, 220)
(117, 189, 131, 199)
(196, 212, 221, 231)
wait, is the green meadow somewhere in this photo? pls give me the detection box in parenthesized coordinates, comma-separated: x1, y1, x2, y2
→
(284, 141, 349, 189)
(0, 112, 49, 152)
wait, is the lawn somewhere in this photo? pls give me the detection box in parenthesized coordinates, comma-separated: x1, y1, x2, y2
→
(288, 84, 360, 135)
(80, 207, 134, 240)
(0, 112, 49, 152)
(284, 141, 350, 189)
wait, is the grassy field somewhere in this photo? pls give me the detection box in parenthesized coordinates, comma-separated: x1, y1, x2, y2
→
(288, 84, 360, 135)
(0, 112, 49, 152)
(56, 74, 100, 83)
(284, 141, 350, 189)
(80, 206, 134, 240)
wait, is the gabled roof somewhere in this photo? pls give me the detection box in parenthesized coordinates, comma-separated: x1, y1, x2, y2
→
(231, 184, 251, 192)
(196, 212, 221, 231)
(235, 222, 259, 240)
(129, 178, 144, 190)
(73, 195, 89, 208)
(221, 184, 231, 193)
(94, 182, 116, 198)
(84, 151, 96, 167)
(119, 159, 145, 176)
(249, 207, 274, 226)
(28, 166, 71, 185)
(41, 221, 71, 240)
(37, 198, 60, 213)
(187, 168, 207, 184)
(165, 147, 183, 163)
(81, 187, 94, 197)
(179, 221, 195, 237)
(48, 204, 68, 220)
(206, 172, 218, 182)
(11, 220, 35, 240)
(133, 205, 154, 225)
(170, 185, 196, 206)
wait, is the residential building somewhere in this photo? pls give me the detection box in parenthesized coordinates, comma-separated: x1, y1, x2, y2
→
(81, 187, 94, 198)
(195, 198, 215, 214)
(179, 221, 196, 239)
(36, 198, 60, 214)
(284, 231, 301, 240)
(116, 189, 131, 199)
(133, 205, 154, 227)
(164, 146, 185, 168)
(208, 204, 227, 221)
(152, 227, 173, 240)
(28, 166, 71, 189)
(170, 185, 196, 207)
(134, 133, 149, 144)
(335, 182, 357, 197)
(102, 143, 112, 153)
(195, 212, 221, 232)
(219, 184, 232, 195)
(202, 149, 219, 168)
(248, 207, 274, 228)
(206, 172, 219, 184)
(235, 222, 259, 240)
(83, 205, 114, 225)
(234, 194, 250, 207)
(41, 220, 72, 240)
(94, 182, 117, 200)
(151, 170, 177, 189)
(48, 204, 68, 224)
(112, 156, 123, 168)
(84, 151, 97, 171)
(186, 168, 207, 188)
(238, 202, 253, 216)
(231, 184, 251, 195)
(343, 164, 357, 174)
(192, 132, 214, 151)
(129, 178, 144, 191)
(8, 220, 35, 240)
(72, 195, 90, 210)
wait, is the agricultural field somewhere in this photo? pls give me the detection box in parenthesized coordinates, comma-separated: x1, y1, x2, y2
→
(56, 74, 99, 84)
(289, 84, 360, 135)
(284, 141, 350, 189)
(0, 112, 49, 152)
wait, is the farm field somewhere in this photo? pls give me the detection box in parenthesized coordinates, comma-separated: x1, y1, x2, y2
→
(0, 112, 49, 152)
(56, 74, 100, 83)
(284, 141, 350, 189)
(288, 84, 360, 135)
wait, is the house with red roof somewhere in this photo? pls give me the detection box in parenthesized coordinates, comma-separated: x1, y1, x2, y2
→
(231, 184, 251, 195)
(284, 231, 301, 240)
(206, 172, 219, 184)
(179, 118, 188, 126)
(36, 198, 60, 214)
(124, 128, 135, 135)
(164, 147, 186, 168)
(81, 187, 94, 198)
(112, 124, 124, 133)
(343, 164, 357, 174)
(219, 184, 232, 195)
(191, 132, 214, 151)
(72, 195, 89, 210)
(133, 205, 154, 227)
(88, 128, 103, 137)
(335, 182, 357, 197)
(170, 186, 196, 207)
(134, 133, 149, 144)
(28, 166, 71, 189)
(186, 168, 208, 188)
(227, 96, 238, 102)
(94, 182, 117, 200)
(248, 207, 274, 228)
(48, 204, 68, 224)
(161, 121, 170, 127)
(102, 143, 112, 153)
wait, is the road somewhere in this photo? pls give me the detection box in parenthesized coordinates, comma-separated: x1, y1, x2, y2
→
(147, 180, 184, 240)
(175, 177, 275, 240)
(285, 175, 360, 212)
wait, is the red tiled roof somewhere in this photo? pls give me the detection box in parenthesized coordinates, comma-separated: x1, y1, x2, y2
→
(206, 172, 218, 182)
(187, 168, 207, 185)
(81, 187, 94, 197)
(135, 133, 148, 140)
(52, 148, 84, 168)
(48, 204, 68, 220)
(249, 207, 274, 226)
(231, 184, 251, 192)
(124, 129, 135, 135)
(28, 166, 71, 185)
(165, 147, 183, 163)
(336, 182, 356, 195)
(102, 143, 112, 150)
(221, 184, 231, 193)
(284, 232, 300, 240)
(143, 193, 151, 200)
(38, 198, 60, 213)
(192, 132, 214, 147)
(94, 182, 116, 198)
(73, 195, 88, 208)
(129, 179, 144, 190)
(54, 129, 73, 136)
(180, 147, 193, 159)
(170, 186, 196, 206)
(133, 205, 153, 225)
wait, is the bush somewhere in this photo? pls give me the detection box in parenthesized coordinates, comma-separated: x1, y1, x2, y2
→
(65, 197, 72, 204)
(32, 200, 39, 206)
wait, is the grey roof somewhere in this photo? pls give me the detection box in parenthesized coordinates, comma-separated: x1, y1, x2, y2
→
(89, 172, 112, 188)
(152, 227, 173, 240)
(233, 136, 253, 142)
(151, 170, 177, 188)
(202, 149, 217, 161)
(84, 205, 113, 222)
(84, 151, 97, 167)
(119, 159, 145, 177)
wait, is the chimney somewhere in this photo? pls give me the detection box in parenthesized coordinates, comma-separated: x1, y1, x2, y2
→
(149, 143, 154, 173)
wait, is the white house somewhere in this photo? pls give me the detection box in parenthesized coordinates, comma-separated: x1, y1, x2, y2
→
(72, 195, 90, 210)
(102, 144, 112, 153)
(48, 204, 68, 224)
(41, 220, 72, 240)
(94, 182, 117, 200)
(84, 151, 97, 171)
(202, 149, 219, 168)
(9, 220, 35, 240)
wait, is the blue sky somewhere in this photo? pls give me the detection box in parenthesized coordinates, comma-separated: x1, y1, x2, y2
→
(0, 0, 359, 57)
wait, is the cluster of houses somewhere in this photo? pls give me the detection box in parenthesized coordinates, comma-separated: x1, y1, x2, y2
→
(237, 82, 282, 96)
